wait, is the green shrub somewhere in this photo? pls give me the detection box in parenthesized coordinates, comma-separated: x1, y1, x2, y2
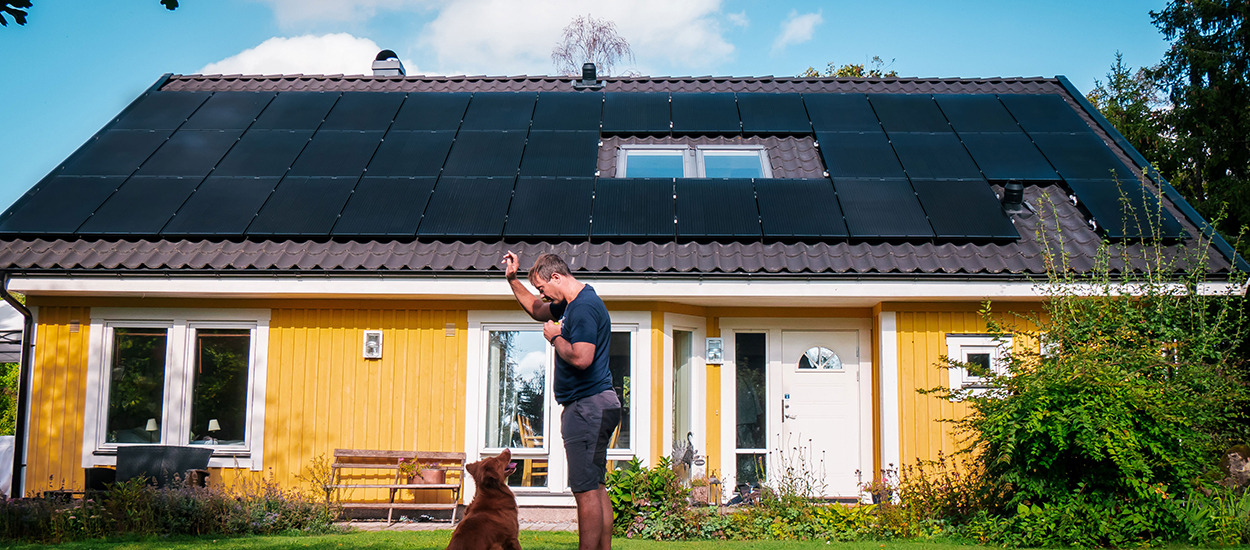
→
(605, 456, 687, 538)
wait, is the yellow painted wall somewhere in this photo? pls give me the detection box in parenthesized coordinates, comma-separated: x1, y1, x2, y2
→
(22, 302, 467, 504)
(892, 304, 1041, 469)
(25, 306, 91, 495)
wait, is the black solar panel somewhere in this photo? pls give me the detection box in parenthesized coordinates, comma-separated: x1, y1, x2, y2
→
(959, 133, 1058, 181)
(183, 92, 275, 130)
(460, 92, 536, 131)
(755, 179, 847, 238)
(998, 94, 1092, 134)
(675, 178, 759, 238)
(417, 177, 515, 237)
(332, 176, 435, 236)
(1030, 132, 1135, 181)
(212, 129, 312, 177)
(519, 131, 599, 177)
(320, 92, 405, 131)
(442, 131, 527, 177)
(602, 92, 670, 134)
(591, 178, 674, 239)
(60, 129, 172, 176)
(78, 176, 200, 235)
(0, 176, 123, 234)
(532, 93, 602, 131)
(933, 95, 1020, 133)
(1066, 179, 1184, 239)
(868, 94, 951, 133)
(671, 93, 740, 134)
(803, 94, 880, 132)
(737, 93, 811, 134)
(391, 93, 471, 131)
(366, 131, 455, 177)
(288, 131, 383, 177)
(136, 129, 242, 177)
(888, 132, 982, 180)
(912, 180, 1019, 239)
(833, 178, 934, 238)
(505, 177, 593, 238)
(250, 92, 339, 130)
(163, 176, 279, 235)
(112, 92, 210, 130)
(247, 176, 357, 235)
(816, 131, 906, 178)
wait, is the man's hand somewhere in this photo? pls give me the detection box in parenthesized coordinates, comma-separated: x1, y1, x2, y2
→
(502, 251, 520, 281)
(543, 320, 561, 343)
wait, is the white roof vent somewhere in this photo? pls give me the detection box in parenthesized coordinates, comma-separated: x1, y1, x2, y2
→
(372, 50, 405, 77)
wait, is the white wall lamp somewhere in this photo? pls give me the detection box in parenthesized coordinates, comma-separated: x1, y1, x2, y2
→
(363, 330, 383, 359)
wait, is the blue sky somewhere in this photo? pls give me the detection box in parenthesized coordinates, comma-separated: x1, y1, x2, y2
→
(0, 0, 1170, 212)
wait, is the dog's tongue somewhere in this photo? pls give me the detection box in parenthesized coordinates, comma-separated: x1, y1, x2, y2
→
(506, 462, 518, 476)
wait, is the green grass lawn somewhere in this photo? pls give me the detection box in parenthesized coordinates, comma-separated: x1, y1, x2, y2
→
(0, 530, 1000, 550)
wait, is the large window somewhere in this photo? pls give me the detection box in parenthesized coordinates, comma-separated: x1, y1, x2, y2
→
(618, 145, 772, 178)
(478, 323, 637, 492)
(85, 310, 269, 469)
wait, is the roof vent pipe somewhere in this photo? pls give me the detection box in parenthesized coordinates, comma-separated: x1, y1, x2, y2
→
(1001, 181, 1026, 214)
(572, 62, 604, 90)
(372, 50, 405, 77)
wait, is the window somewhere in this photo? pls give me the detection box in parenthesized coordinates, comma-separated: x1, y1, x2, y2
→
(481, 327, 636, 490)
(945, 334, 1012, 392)
(735, 332, 767, 485)
(84, 309, 269, 469)
(618, 145, 772, 178)
(797, 346, 842, 370)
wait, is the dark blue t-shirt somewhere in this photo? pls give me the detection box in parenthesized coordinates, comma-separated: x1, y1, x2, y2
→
(549, 285, 613, 405)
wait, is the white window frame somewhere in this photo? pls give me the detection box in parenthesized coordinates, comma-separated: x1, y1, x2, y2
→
(82, 308, 270, 470)
(465, 309, 650, 506)
(478, 324, 554, 495)
(945, 334, 1012, 393)
(617, 144, 772, 178)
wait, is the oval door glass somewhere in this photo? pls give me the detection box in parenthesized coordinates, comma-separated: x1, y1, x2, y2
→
(797, 346, 842, 370)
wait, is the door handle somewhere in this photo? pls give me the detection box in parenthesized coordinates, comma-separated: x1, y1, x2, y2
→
(782, 397, 796, 421)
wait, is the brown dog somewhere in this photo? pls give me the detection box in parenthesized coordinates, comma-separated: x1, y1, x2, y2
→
(446, 448, 521, 550)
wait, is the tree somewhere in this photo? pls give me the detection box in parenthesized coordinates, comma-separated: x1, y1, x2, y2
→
(551, 15, 634, 77)
(1086, 52, 1170, 172)
(1, 0, 177, 27)
(800, 56, 898, 78)
(1150, 0, 1250, 249)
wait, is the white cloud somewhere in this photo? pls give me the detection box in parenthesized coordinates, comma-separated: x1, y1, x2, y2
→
(198, 33, 393, 75)
(517, 351, 547, 378)
(771, 10, 823, 55)
(727, 11, 748, 28)
(251, 0, 431, 26)
(416, 0, 735, 76)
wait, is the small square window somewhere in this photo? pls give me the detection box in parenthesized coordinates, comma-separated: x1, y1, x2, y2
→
(700, 150, 766, 178)
(623, 150, 685, 178)
(945, 334, 1012, 394)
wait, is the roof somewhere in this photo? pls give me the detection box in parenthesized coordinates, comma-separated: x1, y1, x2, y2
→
(0, 74, 1237, 279)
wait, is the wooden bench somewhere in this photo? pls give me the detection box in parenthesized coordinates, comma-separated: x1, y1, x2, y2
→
(331, 449, 465, 524)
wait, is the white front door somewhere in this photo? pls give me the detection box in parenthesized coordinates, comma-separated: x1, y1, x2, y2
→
(779, 330, 862, 498)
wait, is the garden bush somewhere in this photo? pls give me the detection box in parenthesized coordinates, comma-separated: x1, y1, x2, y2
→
(0, 473, 343, 543)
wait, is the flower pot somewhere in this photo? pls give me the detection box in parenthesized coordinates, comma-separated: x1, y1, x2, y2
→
(691, 486, 709, 504)
(418, 468, 445, 485)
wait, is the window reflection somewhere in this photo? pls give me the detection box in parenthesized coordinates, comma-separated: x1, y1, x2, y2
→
(189, 329, 251, 446)
(106, 328, 168, 444)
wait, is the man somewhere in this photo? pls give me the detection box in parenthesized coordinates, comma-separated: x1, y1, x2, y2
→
(502, 251, 620, 550)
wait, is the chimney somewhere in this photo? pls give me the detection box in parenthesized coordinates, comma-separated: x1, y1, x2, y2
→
(1001, 181, 1026, 214)
(572, 62, 604, 90)
(372, 50, 405, 77)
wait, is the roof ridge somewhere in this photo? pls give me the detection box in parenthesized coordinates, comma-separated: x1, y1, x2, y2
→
(169, 73, 1060, 84)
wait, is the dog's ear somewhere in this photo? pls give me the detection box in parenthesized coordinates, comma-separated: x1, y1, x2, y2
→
(466, 461, 481, 479)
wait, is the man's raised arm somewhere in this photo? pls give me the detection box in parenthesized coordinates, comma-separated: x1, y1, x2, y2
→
(503, 251, 554, 321)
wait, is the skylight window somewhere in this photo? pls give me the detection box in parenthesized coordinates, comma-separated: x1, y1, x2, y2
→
(617, 145, 772, 178)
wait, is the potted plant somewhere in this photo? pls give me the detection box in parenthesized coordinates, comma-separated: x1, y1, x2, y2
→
(417, 461, 445, 484)
(859, 476, 893, 504)
(398, 457, 419, 483)
(690, 474, 710, 504)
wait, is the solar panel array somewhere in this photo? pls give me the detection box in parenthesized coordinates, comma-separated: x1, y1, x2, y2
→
(0, 88, 1184, 242)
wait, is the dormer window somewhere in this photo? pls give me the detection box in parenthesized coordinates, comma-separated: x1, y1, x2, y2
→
(617, 144, 772, 178)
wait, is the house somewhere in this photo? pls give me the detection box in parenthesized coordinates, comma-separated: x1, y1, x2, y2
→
(0, 57, 1240, 509)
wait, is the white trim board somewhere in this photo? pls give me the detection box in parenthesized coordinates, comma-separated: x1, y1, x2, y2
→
(16, 276, 1235, 307)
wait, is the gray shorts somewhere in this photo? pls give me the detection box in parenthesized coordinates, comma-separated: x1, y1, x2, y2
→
(560, 389, 622, 493)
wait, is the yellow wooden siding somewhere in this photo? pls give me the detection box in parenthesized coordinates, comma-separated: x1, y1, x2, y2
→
(265, 308, 466, 503)
(894, 306, 1041, 468)
(25, 307, 91, 495)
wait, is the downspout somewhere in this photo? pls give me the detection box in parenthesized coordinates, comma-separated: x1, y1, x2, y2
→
(1, 273, 32, 498)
